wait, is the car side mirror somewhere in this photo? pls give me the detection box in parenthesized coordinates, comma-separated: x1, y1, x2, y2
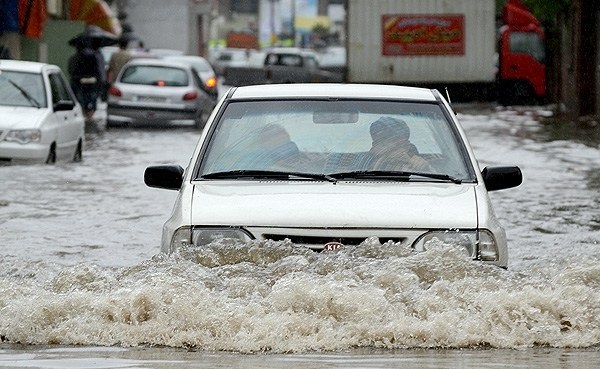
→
(54, 100, 75, 111)
(481, 166, 522, 191)
(144, 165, 184, 190)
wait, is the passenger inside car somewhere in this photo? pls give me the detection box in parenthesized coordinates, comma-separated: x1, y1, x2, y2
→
(367, 116, 431, 171)
(254, 124, 301, 168)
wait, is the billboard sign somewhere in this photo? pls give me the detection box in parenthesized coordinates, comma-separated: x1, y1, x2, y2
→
(382, 14, 465, 56)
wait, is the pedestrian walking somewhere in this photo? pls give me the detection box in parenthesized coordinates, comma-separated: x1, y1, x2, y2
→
(108, 38, 133, 83)
(68, 40, 104, 124)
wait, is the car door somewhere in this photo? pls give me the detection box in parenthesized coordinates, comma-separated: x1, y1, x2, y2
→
(48, 72, 82, 160)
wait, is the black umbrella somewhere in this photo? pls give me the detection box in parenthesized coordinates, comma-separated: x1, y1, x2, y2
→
(69, 26, 119, 49)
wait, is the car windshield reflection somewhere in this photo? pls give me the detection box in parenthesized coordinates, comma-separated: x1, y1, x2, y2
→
(0, 71, 47, 108)
(197, 100, 476, 182)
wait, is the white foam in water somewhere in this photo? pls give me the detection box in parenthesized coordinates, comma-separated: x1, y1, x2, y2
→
(1, 238, 599, 353)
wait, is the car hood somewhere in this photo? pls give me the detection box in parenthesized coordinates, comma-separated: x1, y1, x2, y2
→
(0, 106, 48, 129)
(190, 181, 478, 229)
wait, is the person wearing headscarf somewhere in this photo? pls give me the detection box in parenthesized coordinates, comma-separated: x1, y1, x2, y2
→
(368, 116, 430, 171)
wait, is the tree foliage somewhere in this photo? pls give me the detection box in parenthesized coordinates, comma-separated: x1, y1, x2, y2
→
(497, 0, 572, 26)
(521, 0, 571, 24)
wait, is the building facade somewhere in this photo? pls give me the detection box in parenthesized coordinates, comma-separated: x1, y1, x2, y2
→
(123, 0, 213, 57)
(0, 0, 121, 73)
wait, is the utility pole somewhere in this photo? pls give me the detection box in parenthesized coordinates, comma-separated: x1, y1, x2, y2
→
(268, 0, 280, 46)
(291, 0, 296, 46)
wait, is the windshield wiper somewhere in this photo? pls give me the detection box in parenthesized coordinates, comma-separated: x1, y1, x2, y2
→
(201, 170, 337, 183)
(328, 170, 463, 184)
(7, 79, 41, 108)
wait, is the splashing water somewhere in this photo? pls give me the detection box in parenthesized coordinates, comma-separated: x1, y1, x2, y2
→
(2, 237, 599, 353)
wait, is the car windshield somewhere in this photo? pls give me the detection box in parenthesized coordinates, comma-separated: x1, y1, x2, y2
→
(0, 70, 47, 108)
(197, 100, 476, 182)
(119, 65, 189, 86)
(509, 31, 545, 63)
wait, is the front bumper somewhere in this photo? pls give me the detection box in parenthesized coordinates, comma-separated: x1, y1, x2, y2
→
(0, 141, 49, 163)
(162, 225, 508, 268)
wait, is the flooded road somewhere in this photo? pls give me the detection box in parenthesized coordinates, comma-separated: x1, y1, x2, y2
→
(0, 104, 599, 368)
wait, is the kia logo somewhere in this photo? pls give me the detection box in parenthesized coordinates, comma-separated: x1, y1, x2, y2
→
(323, 242, 343, 251)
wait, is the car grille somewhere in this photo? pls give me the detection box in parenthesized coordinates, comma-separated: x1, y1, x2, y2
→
(262, 234, 406, 251)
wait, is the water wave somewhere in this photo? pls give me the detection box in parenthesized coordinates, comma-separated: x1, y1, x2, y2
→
(1, 238, 599, 353)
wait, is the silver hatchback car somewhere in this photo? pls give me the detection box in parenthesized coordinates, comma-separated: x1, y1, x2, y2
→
(145, 84, 522, 268)
(107, 58, 216, 128)
(162, 55, 219, 100)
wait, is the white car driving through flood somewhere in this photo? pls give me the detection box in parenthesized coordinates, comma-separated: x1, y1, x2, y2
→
(144, 84, 522, 268)
(0, 60, 84, 164)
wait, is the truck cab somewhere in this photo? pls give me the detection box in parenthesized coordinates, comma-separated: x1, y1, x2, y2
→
(498, 0, 546, 104)
(263, 48, 322, 83)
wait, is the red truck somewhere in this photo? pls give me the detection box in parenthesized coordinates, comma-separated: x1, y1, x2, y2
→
(345, 0, 546, 104)
(498, 0, 546, 104)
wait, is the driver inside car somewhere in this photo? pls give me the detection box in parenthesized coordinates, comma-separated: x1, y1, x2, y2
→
(367, 116, 431, 172)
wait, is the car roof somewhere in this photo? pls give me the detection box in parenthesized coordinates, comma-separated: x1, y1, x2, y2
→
(149, 48, 185, 57)
(218, 48, 249, 54)
(0, 60, 57, 73)
(162, 55, 212, 66)
(124, 58, 193, 69)
(264, 47, 317, 56)
(164, 55, 208, 61)
(162, 55, 214, 72)
(229, 84, 439, 101)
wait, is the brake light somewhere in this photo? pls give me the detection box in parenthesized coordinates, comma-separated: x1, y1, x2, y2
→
(108, 86, 122, 97)
(205, 77, 217, 89)
(183, 91, 198, 100)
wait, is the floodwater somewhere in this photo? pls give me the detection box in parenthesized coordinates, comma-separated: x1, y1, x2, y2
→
(0, 104, 599, 368)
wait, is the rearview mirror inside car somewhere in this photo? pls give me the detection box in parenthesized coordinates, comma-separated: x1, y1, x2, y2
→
(313, 110, 359, 124)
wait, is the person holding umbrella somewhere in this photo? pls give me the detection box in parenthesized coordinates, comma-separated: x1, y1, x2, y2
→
(68, 26, 115, 125)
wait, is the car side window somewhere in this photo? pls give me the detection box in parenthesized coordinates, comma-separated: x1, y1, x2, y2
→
(304, 56, 318, 69)
(279, 54, 302, 67)
(48, 73, 73, 105)
(266, 53, 279, 65)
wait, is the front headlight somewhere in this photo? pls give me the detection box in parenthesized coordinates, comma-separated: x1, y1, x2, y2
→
(5, 129, 42, 144)
(170, 226, 254, 251)
(193, 227, 253, 246)
(412, 229, 498, 261)
(170, 226, 193, 251)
